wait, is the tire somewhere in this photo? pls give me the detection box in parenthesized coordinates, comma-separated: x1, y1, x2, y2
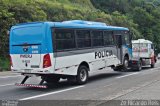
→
(113, 67, 119, 71)
(45, 76, 60, 84)
(151, 58, 155, 68)
(136, 60, 142, 71)
(123, 57, 129, 71)
(76, 65, 89, 85)
(151, 63, 155, 68)
(112, 66, 122, 71)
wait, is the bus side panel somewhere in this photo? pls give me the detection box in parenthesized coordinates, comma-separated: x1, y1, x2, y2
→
(53, 47, 120, 76)
(122, 45, 132, 61)
(54, 52, 93, 75)
(105, 46, 120, 66)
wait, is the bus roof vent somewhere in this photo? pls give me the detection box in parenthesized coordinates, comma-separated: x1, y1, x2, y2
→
(62, 20, 107, 26)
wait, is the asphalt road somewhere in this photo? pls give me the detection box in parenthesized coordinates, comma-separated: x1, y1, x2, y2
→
(0, 61, 160, 106)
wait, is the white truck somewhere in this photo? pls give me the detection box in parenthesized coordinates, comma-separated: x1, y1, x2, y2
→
(132, 39, 156, 71)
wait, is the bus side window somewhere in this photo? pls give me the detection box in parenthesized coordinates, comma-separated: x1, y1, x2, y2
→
(104, 31, 114, 46)
(92, 30, 103, 47)
(76, 30, 91, 48)
(54, 29, 75, 50)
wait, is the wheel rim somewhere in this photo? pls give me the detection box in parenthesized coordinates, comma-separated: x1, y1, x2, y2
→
(80, 69, 87, 82)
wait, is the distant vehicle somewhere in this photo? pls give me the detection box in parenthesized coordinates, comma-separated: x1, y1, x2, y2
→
(158, 53, 160, 59)
(132, 39, 156, 71)
(10, 20, 133, 88)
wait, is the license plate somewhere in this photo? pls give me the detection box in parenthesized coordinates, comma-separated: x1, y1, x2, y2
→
(24, 69, 31, 73)
(22, 60, 30, 63)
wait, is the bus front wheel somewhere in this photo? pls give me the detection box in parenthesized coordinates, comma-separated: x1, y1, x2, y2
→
(123, 57, 129, 71)
(135, 60, 142, 71)
(76, 65, 89, 85)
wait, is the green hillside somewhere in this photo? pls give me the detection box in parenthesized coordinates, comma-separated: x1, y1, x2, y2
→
(0, 0, 112, 70)
(0, 0, 112, 57)
(92, 0, 160, 52)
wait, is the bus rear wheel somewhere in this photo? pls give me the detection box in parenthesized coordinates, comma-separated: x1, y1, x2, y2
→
(76, 65, 89, 85)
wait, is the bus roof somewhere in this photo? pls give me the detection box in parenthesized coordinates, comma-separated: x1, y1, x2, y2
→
(12, 20, 129, 31)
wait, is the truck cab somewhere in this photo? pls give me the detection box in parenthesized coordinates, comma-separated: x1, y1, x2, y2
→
(132, 39, 156, 70)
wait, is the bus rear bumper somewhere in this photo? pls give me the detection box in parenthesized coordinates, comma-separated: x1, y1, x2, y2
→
(11, 68, 53, 74)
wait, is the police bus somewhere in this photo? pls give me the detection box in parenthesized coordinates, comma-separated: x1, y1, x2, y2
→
(10, 20, 132, 88)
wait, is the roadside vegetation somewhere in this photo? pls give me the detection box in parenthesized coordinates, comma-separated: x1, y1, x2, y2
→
(0, 57, 10, 71)
(0, 0, 160, 70)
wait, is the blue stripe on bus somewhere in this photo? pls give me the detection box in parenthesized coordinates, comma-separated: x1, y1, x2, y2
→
(123, 45, 133, 57)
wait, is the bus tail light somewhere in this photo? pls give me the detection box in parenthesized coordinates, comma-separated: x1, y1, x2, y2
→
(10, 55, 13, 67)
(43, 54, 51, 68)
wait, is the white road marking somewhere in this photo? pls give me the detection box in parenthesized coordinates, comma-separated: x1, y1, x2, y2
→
(116, 72, 139, 79)
(140, 67, 160, 75)
(0, 83, 13, 87)
(116, 66, 160, 79)
(144, 67, 160, 72)
(20, 85, 84, 101)
(0, 75, 21, 79)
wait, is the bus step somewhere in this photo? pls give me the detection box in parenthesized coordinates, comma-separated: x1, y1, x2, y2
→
(15, 83, 47, 88)
(15, 75, 47, 88)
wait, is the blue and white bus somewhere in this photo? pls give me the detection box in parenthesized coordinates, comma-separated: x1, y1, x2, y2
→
(10, 20, 132, 88)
